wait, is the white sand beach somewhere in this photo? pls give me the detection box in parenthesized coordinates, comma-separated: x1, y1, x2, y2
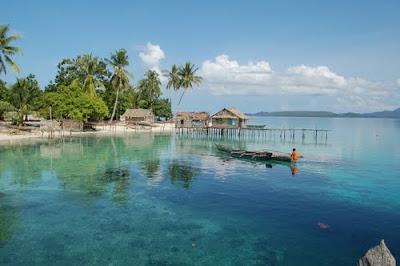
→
(0, 122, 175, 144)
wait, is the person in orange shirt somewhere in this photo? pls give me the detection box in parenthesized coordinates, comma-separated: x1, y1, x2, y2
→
(291, 148, 298, 161)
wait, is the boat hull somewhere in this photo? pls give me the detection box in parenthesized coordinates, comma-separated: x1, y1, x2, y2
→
(215, 143, 292, 163)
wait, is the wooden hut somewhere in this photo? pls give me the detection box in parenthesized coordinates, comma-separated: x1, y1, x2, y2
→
(211, 108, 249, 129)
(175, 112, 209, 128)
(120, 109, 154, 124)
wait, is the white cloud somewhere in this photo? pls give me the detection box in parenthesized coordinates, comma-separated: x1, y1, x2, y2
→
(199, 54, 400, 111)
(201, 54, 272, 85)
(139, 42, 165, 67)
(139, 42, 166, 83)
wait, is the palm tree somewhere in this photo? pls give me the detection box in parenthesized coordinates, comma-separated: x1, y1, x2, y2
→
(10, 75, 41, 125)
(176, 62, 202, 111)
(137, 70, 161, 108)
(163, 64, 180, 92)
(105, 49, 133, 123)
(78, 53, 106, 97)
(0, 25, 23, 75)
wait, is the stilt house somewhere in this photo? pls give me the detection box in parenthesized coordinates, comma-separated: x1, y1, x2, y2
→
(175, 112, 209, 128)
(211, 108, 248, 129)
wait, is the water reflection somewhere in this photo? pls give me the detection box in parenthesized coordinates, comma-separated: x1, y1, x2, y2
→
(140, 159, 161, 179)
(290, 165, 297, 175)
(0, 144, 43, 187)
(166, 159, 199, 189)
(99, 167, 131, 203)
(0, 196, 13, 245)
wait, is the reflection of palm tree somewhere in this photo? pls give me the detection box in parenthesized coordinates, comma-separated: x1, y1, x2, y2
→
(112, 176, 130, 204)
(0, 201, 14, 243)
(140, 159, 160, 179)
(99, 166, 130, 204)
(1, 144, 43, 186)
(167, 160, 198, 189)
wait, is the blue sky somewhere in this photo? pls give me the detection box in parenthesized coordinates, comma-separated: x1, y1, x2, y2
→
(2, 0, 400, 113)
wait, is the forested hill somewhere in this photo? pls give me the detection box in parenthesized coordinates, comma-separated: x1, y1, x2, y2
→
(247, 108, 400, 118)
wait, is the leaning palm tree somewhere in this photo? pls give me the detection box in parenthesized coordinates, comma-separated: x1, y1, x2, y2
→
(163, 64, 180, 91)
(0, 25, 23, 75)
(105, 49, 133, 123)
(77, 53, 106, 97)
(10, 75, 41, 125)
(163, 64, 179, 114)
(176, 62, 202, 109)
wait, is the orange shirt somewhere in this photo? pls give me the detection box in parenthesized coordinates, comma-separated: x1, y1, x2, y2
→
(291, 150, 298, 160)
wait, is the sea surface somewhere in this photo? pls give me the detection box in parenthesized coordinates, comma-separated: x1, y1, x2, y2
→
(0, 117, 399, 265)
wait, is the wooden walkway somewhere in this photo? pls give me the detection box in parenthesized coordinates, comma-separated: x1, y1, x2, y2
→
(176, 127, 330, 141)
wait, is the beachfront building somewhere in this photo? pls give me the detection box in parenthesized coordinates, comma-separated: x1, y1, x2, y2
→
(120, 109, 154, 124)
(175, 112, 209, 128)
(211, 108, 249, 129)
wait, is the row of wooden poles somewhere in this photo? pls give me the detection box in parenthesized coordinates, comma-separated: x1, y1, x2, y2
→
(176, 127, 329, 141)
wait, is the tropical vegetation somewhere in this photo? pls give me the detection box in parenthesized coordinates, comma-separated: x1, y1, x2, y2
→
(105, 49, 133, 124)
(0, 23, 200, 124)
(0, 25, 22, 75)
(10, 74, 41, 125)
(164, 62, 202, 113)
(38, 81, 108, 121)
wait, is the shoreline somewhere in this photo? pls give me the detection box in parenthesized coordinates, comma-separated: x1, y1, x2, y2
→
(0, 123, 176, 144)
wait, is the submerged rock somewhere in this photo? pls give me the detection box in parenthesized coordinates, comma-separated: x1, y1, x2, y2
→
(357, 239, 396, 266)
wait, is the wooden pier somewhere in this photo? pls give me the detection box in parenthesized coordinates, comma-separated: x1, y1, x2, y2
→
(176, 127, 330, 141)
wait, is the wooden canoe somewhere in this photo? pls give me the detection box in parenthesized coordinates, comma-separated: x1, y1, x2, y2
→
(215, 143, 293, 162)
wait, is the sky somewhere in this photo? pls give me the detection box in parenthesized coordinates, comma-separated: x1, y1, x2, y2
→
(1, 0, 400, 114)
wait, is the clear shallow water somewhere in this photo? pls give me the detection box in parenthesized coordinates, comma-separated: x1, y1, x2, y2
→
(0, 117, 399, 265)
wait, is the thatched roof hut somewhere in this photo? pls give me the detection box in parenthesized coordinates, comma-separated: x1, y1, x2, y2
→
(211, 108, 248, 128)
(120, 109, 154, 123)
(176, 112, 209, 128)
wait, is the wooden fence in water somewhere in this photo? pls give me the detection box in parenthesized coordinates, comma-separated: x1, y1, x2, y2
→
(176, 127, 330, 141)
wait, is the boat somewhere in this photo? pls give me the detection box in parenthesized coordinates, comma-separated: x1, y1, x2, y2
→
(215, 143, 293, 162)
(247, 125, 266, 129)
(215, 143, 272, 161)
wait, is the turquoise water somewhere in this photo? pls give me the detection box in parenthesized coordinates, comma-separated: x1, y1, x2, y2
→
(0, 117, 399, 265)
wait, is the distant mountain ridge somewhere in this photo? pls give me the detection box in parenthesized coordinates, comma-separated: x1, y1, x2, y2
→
(246, 108, 400, 118)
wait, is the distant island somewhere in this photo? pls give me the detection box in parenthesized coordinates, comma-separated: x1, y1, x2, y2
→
(246, 107, 400, 118)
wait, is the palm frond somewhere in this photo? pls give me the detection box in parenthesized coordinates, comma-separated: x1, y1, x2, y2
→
(0, 25, 8, 37)
(95, 79, 106, 91)
(4, 56, 20, 75)
(0, 55, 7, 74)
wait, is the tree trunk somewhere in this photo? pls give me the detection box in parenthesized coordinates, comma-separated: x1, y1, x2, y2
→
(175, 89, 186, 118)
(108, 83, 121, 124)
(18, 108, 24, 126)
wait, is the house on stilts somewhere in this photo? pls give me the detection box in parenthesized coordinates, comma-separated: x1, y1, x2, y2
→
(211, 108, 249, 129)
(175, 112, 209, 128)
